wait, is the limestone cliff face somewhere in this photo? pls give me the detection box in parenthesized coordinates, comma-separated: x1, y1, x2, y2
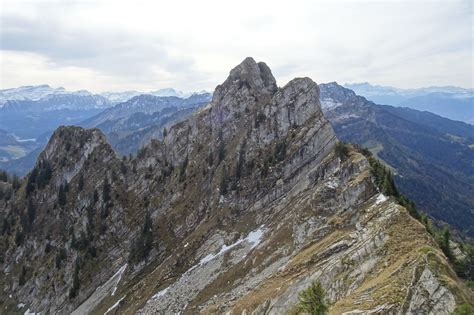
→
(0, 58, 471, 315)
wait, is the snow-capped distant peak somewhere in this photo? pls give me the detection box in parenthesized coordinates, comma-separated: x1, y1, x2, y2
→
(0, 84, 93, 105)
(100, 89, 212, 103)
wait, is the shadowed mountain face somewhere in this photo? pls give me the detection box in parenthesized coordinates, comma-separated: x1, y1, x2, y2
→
(0, 59, 471, 314)
(320, 82, 474, 236)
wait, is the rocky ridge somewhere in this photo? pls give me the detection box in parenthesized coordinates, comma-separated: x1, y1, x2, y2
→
(319, 82, 474, 237)
(0, 58, 471, 314)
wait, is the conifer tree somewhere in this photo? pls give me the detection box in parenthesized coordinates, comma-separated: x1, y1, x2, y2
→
(297, 280, 329, 315)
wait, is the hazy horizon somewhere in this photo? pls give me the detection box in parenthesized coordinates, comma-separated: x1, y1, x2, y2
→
(1, 79, 473, 96)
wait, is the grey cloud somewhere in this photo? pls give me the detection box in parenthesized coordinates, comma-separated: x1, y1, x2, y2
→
(0, 14, 196, 84)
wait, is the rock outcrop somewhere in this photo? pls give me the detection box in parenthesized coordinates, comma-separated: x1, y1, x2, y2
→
(0, 58, 471, 314)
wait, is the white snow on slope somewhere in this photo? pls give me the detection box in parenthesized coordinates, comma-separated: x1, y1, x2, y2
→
(104, 295, 125, 315)
(198, 226, 265, 267)
(71, 263, 127, 315)
(146, 226, 266, 306)
(375, 194, 388, 205)
(151, 287, 169, 300)
(111, 264, 127, 296)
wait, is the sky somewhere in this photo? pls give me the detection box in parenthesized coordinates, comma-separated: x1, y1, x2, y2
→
(0, 0, 472, 93)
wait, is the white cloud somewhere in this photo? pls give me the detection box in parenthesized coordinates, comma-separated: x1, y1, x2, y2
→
(0, 0, 472, 92)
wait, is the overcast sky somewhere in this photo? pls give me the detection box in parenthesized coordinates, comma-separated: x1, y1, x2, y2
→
(0, 0, 472, 93)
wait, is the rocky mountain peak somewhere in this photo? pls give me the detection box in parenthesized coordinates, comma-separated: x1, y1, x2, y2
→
(211, 57, 278, 106)
(320, 82, 357, 101)
(319, 82, 370, 112)
(38, 126, 114, 184)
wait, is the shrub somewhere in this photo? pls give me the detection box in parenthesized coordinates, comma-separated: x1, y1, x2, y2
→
(93, 189, 99, 204)
(1, 218, 11, 235)
(129, 212, 153, 264)
(55, 248, 67, 269)
(235, 144, 246, 179)
(274, 139, 287, 162)
(254, 111, 266, 128)
(218, 142, 226, 163)
(438, 226, 454, 261)
(25, 168, 38, 196)
(297, 280, 329, 315)
(453, 304, 474, 315)
(120, 161, 127, 175)
(219, 167, 229, 195)
(78, 173, 84, 191)
(27, 198, 36, 224)
(179, 156, 189, 182)
(58, 183, 68, 207)
(0, 170, 7, 182)
(11, 175, 21, 190)
(19, 265, 27, 286)
(454, 244, 474, 281)
(69, 259, 80, 298)
(102, 179, 111, 203)
(36, 160, 52, 189)
(15, 230, 24, 246)
(334, 141, 349, 161)
(207, 150, 214, 167)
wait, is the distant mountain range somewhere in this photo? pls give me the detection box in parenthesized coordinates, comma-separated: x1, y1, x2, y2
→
(0, 88, 114, 172)
(345, 82, 474, 124)
(321, 82, 474, 236)
(83, 93, 212, 155)
(0, 91, 211, 174)
(100, 88, 208, 103)
(0, 95, 110, 143)
(0, 84, 91, 104)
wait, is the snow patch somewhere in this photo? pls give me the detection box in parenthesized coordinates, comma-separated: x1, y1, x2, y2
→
(104, 295, 125, 315)
(24, 309, 37, 315)
(17, 303, 25, 309)
(325, 179, 338, 189)
(151, 287, 169, 300)
(375, 194, 388, 205)
(111, 264, 127, 296)
(197, 226, 265, 267)
(320, 98, 342, 111)
(71, 263, 127, 315)
(146, 226, 266, 304)
(247, 227, 264, 249)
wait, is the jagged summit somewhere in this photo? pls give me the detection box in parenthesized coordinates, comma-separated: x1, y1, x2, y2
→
(207, 58, 323, 132)
(212, 57, 278, 104)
